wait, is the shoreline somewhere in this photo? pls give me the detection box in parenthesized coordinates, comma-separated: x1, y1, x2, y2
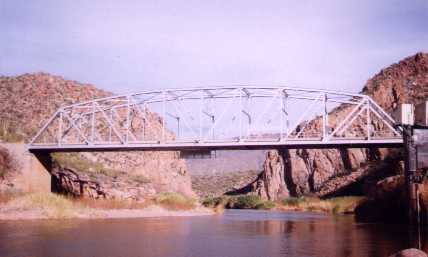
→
(0, 205, 214, 221)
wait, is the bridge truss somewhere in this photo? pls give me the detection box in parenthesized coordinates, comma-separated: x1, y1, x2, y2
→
(28, 86, 403, 152)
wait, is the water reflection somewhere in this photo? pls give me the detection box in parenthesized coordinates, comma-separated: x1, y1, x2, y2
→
(0, 210, 427, 257)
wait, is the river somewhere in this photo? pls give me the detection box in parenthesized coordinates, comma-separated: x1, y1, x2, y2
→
(0, 210, 426, 257)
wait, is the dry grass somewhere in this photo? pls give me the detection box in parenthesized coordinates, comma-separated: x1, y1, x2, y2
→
(202, 195, 365, 214)
(278, 196, 365, 214)
(0, 192, 200, 219)
(0, 192, 83, 218)
(155, 192, 196, 211)
(74, 198, 151, 210)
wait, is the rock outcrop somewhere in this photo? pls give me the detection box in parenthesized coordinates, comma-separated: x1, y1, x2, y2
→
(280, 52, 428, 197)
(253, 150, 289, 200)
(192, 170, 260, 198)
(0, 73, 195, 199)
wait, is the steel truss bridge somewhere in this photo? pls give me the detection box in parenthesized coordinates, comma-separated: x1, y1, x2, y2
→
(28, 86, 403, 152)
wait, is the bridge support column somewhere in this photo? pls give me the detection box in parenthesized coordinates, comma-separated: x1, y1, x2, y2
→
(29, 151, 53, 193)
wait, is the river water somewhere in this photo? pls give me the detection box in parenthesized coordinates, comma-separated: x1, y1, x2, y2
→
(0, 210, 426, 257)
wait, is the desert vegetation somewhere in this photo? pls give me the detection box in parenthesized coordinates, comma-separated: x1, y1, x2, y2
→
(0, 191, 201, 219)
(0, 192, 84, 219)
(203, 195, 275, 210)
(155, 192, 196, 210)
(52, 153, 125, 178)
(202, 194, 365, 214)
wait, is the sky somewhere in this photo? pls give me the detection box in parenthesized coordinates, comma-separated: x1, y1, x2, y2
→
(0, 0, 427, 94)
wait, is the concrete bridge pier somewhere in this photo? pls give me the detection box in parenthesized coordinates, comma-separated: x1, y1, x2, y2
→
(1, 143, 51, 193)
(25, 150, 52, 193)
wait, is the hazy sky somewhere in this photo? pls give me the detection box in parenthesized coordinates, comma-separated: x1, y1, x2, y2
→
(1, 0, 427, 94)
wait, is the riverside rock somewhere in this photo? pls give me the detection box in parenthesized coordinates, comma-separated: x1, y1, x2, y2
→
(253, 150, 289, 200)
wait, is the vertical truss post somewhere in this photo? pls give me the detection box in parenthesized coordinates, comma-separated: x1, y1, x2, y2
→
(177, 117, 180, 139)
(199, 92, 203, 141)
(285, 91, 289, 139)
(239, 88, 243, 140)
(162, 91, 166, 142)
(280, 90, 285, 141)
(109, 109, 113, 143)
(366, 99, 371, 140)
(142, 103, 147, 140)
(58, 111, 63, 146)
(126, 96, 131, 144)
(322, 93, 328, 141)
(91, 102, 95, 145)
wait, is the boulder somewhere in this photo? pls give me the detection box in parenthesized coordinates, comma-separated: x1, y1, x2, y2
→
(389, 248, 427, 257)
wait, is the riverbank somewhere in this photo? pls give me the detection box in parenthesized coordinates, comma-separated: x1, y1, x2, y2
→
(0, 192, 213, 220)
(202, 194, 365, 214)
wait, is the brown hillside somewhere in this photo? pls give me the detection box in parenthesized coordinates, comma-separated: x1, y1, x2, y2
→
(0, 73, 111, 141)
(0, 73, 194, 199)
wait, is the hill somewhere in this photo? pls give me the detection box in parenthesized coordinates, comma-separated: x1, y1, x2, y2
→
(0, 73, 194, 200)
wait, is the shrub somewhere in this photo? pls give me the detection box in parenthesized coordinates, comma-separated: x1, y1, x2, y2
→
(232, 195, 263, 209)
(202, 196, 228, 208)
(256, 200, 276, 210)
(155, 192, 196, 210)
(0, 147, 14, 179)
(281, 197, 306, 206)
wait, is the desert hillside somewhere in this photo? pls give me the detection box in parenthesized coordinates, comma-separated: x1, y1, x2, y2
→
(0, 73, 194, 199)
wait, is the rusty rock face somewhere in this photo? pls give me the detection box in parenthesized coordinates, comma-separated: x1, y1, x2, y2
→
(254, 150, 289, 201)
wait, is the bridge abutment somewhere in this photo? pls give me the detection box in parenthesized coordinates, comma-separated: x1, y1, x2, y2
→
(1, 143, 51, 193)
(23, 150, 52, 193)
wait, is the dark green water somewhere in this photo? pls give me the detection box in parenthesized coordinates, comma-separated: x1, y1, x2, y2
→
(0, 210, 426, 257)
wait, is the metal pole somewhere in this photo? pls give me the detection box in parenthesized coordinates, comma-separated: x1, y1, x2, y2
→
(239, 88, 243, 140)
(367, 100, 371, 140)
(58, 111, 63, 146)
(280, 90, 284, 141)
(162, 91, 166, 142)
(211, 115, 215, 139)
(199, 93, 203, 141)
(285, 93, 289, 138)
(177, 117, 180, 139)
(322, 93, 327, 141)
(126, 96, 130, 144)
(143, 103, 147, 140)
(91, 102, 95, 144)
(109, 109, 112, 142)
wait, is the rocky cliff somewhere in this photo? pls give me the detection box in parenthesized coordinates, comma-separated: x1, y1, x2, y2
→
(0, 73, 194, 199)
(250, 52, 428, 199)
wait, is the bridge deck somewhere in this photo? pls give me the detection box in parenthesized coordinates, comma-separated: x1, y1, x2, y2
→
(28, 138, 403, 152)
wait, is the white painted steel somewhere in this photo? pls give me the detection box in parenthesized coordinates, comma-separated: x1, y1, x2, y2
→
(28, 86, 403, 152)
